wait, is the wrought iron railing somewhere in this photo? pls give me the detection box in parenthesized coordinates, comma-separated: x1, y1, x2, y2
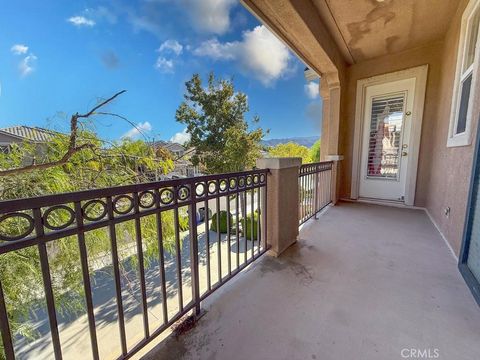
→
(298, 161, 333, 225)
(0, 170, 268, 360)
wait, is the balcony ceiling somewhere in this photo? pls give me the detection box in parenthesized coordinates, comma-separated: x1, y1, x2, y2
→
(242, 0, 461, 73)
(313, 0, 461, 63)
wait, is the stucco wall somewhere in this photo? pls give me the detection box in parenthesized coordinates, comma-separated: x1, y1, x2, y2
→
(339, 0, 480, 256)
(423, 0, 480, 255)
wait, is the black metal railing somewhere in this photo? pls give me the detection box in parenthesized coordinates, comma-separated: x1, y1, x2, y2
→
(0, 170, 268, 360)
(298, 161, 333, 225)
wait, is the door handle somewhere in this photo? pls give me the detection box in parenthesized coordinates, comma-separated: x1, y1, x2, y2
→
(402, 151, 408, 157)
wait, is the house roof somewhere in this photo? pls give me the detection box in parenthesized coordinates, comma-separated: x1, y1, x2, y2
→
(152, 140, 185, 152)
(0, 125, 58, 142)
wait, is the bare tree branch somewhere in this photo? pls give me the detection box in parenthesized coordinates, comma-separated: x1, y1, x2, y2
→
(0, 90, 127, 177)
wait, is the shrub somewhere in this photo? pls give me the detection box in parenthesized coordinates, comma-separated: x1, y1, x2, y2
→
(210, 211, 233, 233)
(242, 212, 260, 241)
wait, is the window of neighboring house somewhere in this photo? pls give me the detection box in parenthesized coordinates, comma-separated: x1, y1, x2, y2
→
(0, 145, 11, 154)
(448, 0, 480, 147)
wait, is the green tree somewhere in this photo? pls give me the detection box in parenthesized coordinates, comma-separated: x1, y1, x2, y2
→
(175, 73, 266, 173)
(309, 139, 321, 163)
(268, 142, 311, 163)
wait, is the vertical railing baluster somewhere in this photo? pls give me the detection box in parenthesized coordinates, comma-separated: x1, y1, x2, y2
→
(133, 193, 149, 339)
(226, 193, 231, 275)
(0, 279, 14, 360)
(243, 189, 248, 264)
(250, 185, 255, 258)
(173, 200, 183, 312)
(263, 176, 268, 251)
(215, 194, 222, 283)
(154, 189, 168, 325)
(188, 183, 201, 316)
(216, 193, 222, 284)
(106, 197, 128, 356)
(257, 186, 261, 253)
(235, 190, 240, 270)
(73, 202, 99, 360)
(314, 171, 319, 218)
(204, 198, 211, 291)
(33, 208, 62, 360)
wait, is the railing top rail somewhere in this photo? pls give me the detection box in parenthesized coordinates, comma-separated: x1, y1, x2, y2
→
(299, 161, 333, 175)
(0, 168, 268, 213)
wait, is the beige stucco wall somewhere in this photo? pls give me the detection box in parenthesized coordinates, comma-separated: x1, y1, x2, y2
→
(339, 0, 480, 255)
(423, 0, 480, 255)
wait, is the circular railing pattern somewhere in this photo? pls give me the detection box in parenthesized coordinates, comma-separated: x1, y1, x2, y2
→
(195, 183, 206, 197)
(208, 181, 217, 194)
(0, 169, 267, 244)
(113, 195, 134, 215)
(219, 179, 228, 192)
(177, 186, 190, 202)
(0, 212, 35, 241)
(159, 188, 174, 205)
(43, 205, 75, 231)
(238, 176, 245, 188)
(139, 191, 156, 209)
(82, 200, 108, 222)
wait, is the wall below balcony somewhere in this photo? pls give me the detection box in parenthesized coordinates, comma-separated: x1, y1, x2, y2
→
(339, 0, 480, 256)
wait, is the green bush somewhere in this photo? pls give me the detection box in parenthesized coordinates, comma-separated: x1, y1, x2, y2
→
(210, 211, 233, 233)
(242, 212, 260, 241)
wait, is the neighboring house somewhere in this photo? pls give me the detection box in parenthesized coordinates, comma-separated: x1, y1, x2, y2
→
(0, 125, 57, 154)
(0, 126, 60, 168)
(151, 140, 201, 179)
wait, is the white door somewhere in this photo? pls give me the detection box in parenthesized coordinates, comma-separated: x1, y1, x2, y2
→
(359, 78, 416, 202)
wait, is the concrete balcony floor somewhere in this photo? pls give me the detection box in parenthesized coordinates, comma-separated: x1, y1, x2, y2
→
(142, 202, 480, 360)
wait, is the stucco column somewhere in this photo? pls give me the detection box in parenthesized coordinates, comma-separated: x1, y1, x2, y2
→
(256, 157, 301, 257)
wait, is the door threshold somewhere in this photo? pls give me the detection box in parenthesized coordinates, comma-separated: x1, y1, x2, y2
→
(341, 197, 422, 210)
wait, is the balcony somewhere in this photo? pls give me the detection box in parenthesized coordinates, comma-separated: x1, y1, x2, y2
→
(142, 201, 480, 360)
(1, 159, 479, 360)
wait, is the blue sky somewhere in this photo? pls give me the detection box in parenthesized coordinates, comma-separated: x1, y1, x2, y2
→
(0, 0, 322, 143)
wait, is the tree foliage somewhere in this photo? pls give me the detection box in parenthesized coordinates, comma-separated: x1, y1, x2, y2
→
(268, 142, 311, 163)
(309, 139, 321, 163)
(175, 73, 266, 173)
(0, 114, 178, 358)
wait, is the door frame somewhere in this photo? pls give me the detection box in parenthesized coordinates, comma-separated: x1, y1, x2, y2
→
(459, 115, 480, 306)
(351, 65, 428, 206)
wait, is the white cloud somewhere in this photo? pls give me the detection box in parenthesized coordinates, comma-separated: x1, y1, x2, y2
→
(193, 25, 294, 86)
(68, 16, 96, 27)
(158, 40, 183, 55)
(154, 57, 174, 73)
(170, 128, 191, 145)
(182, 0, 236, 35)
(193, 38, 236, 60)
(19, 54, 37, 77)
(122, 121, 152, 139)
(304, 81, 319, 99)
(11, 44, 28, 55)
(85, 6, 117, 24)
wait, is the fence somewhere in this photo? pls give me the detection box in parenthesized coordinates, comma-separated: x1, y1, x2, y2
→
(0, 169, 268, 360)
(298, 161, 333, 225)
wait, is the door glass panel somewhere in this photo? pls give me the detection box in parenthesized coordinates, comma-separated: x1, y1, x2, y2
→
(366, 94, 405, 180)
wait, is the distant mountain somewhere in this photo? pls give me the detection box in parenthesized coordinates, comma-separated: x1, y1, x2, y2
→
(262, 136, 319, 148)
